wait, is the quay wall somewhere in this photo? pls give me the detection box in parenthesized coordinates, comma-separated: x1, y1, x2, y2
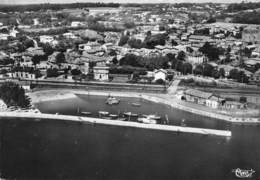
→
(0, 112, 231, 137)
(75, 91, 260, 124)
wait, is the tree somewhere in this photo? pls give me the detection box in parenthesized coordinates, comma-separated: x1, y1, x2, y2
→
(71, 69, 81, 76)
(182, 62, 192, 75)
(194, 64, 203, 75)
(229, 69, 239, 80)
(211, 69, 220, 79)
(175, 60, 184, 72)
(177, 51, 186, 61)
(112, 57, 118, 65)
(219, 68, 225, 78)
(199, 42, 220, 61)
(0, 81, 30, 108)
(56, 52, 65, 64)
(118, 35, 129, 46)
(128, 38, 143, 49)
(31, 55, 41, 66)
(42, 43, 54, 56)
(46, 68, 59, 77)
(155, 78, 165, 85)
(203, 64, 214, 77)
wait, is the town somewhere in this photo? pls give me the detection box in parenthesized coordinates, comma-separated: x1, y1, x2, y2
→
(0, 2, 260, 120)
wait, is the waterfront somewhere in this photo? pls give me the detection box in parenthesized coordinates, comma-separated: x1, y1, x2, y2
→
(0, 94, 258, 179)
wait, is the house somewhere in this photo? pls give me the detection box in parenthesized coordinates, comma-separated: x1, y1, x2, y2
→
(40, 35, 54, 44)
(223, 101, 245, 110)
(93, 64, 109, 81)
(63, 32, 78, 39)
(187, 52, 207, 65)
(154, 69, 167, 81)
(206, 96, 225, 109)
(0, 33, 9, 40)
(71, 21, 85, 27)
(184, 89, 213, 105)
(251, 69, 260, 83)
(10, 71, 36, 79)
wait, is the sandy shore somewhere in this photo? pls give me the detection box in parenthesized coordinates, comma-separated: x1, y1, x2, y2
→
(28, 89, 260, 124)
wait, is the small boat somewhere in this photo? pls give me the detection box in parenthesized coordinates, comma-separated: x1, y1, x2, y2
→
(106, 97, 120, 105)
(132, 102, 141, 107)
(81, 111, 92, 115)
(143, 114, 161, 120)
(123, 112, 138, 117)
(181, 119, 186, 127)
(109, 114, 119, 119)
(116, 118, 127, 121)
(98, 111, 109, 116)
(138, 117, 157, 124)
(233, 168, 255, 178)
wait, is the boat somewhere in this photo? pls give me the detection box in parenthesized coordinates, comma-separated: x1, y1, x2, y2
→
(123, 112, 138, 117)
(98, 111, 109, 116)
(181, 119, 186, 127)
(81, 111, 92, 115)
(106, 97, 120, 105)
(109, 114, 119, 119)
(232, 168, 255, 178)
(116, 118, 127, 121)
(143, 114, 161, 120)
(132, 102, 141, 107)
(138, 117, 157, 124)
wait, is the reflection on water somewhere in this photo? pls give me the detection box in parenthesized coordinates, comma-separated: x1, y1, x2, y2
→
(0, 94, 259, 179)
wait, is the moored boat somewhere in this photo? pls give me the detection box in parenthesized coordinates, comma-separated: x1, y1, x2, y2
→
(98, 111, 109, 116)
(106, 97, 120, 105)
(137, 117, 157, 124)
(123, 112, 138, 117)
(109, 114, 119, 119)
(132, 102, 141, 107)
(81, 111, 92, 115)
(143, 114, 161, 120)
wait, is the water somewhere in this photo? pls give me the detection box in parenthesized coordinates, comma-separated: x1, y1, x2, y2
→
(0, 94, 260, 180)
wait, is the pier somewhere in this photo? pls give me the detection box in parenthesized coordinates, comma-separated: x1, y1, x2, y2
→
(0, 112, 231, 137)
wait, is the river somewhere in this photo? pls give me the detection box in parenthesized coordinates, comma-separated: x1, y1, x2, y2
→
(0, 94, 259, 180)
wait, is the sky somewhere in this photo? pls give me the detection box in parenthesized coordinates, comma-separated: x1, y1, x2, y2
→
(1, 0, 260, 4)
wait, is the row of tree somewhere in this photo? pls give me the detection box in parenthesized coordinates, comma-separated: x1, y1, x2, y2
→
(0, 82, 30, 108)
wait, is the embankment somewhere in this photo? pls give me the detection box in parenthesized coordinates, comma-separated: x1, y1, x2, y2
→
(0, 112, 231, 137)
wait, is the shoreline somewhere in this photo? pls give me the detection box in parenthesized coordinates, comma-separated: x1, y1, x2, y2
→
(0, 111, 232, 137)
(28, 89, 260, 124)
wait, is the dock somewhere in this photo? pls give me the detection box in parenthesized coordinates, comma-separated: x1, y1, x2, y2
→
(0, 112, 232, 137)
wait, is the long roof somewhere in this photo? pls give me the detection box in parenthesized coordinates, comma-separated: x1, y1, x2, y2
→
(185, 89, 212, 99)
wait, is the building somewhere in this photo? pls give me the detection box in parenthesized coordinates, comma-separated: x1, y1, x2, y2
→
(242, 27, 260, 44)
(63, 32, 78, 39)
(206, 96, 225, 109)
(0, 33, 9, 40)
(251, 69, 260, 83)
(187, 52, 207, 65)
(40, 35, 54, 44)
(71, 21, 85, 27)
(93, 64, 109, 81)
(154, 69, 167, 81)
(184, 89, 213, 105)
(10, 71, 36, 79)
(223, 101, 245, 110)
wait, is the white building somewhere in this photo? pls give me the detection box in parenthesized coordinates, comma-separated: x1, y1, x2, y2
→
(93, 64, 109, 81)
(40, 35, 54, 44)
(71, 21, 84, 27)
(187, 52, 206, 65)
(0, 33, 9, 40)
(154, 69, 167, 81)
